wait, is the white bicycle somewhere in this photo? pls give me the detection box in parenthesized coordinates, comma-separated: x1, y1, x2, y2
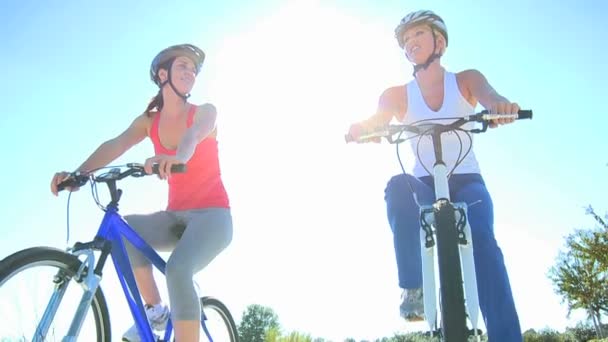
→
(347, 109, 532, 341)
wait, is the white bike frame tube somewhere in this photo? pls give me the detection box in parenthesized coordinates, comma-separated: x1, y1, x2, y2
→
(420, 207, 437, 333)
(417, 161, 451, 334)
(424, 161, 482, 339)
(433, 163, 450, 200)
(455, 203, 481, 340)
(64, 249, 102, 342)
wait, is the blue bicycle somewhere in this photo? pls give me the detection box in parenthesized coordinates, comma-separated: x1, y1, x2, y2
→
(0, 163, 239, 342)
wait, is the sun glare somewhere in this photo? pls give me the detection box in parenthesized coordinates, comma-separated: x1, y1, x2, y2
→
(196, 2, 417, 340)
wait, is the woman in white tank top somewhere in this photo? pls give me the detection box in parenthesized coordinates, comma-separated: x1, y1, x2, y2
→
(347, 10, 523, 342)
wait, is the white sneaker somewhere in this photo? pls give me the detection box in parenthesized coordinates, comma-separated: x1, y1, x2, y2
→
(400, 288, 424, 321)
(122, 303, 170, 342)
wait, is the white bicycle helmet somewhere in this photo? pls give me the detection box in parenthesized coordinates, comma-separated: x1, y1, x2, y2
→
(149, 44, 205, 99)
(394, 10, 448, 76)
(394, 10, 448, 49)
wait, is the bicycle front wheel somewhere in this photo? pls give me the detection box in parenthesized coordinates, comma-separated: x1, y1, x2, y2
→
(0, 246, 111, 341)
(434, 200, 468, 341)
(200, 296, 239, 342)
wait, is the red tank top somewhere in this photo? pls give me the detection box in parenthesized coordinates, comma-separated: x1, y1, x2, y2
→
(149, 105, 230, 210)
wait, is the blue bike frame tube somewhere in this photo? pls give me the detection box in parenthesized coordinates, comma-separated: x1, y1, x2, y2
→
(94, 205, 217, 341)
(95, 205, 169, 342)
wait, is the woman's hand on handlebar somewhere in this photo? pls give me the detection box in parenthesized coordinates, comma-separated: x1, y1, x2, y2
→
(51, 171, 79, 196)
(144, 154, 182, 180)
(347, 123, 381, 143)
(488, 101, 520, 128)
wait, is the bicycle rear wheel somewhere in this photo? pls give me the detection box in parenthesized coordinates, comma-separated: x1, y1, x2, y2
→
(0, 246, 111, 341)
(200, 296, 239, 342)
(434, 199, 468, 342)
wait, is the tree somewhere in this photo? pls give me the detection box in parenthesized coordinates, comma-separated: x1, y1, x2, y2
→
(522, 327, 575, 341)
(565, 321, 597, 341)
(238, 304, 280, 342)
(265, 328, 314, 342)
(549, 206, 608, 338)
(583, 206, 608, 273)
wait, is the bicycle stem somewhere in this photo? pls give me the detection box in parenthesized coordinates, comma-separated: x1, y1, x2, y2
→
(431, 133, 450, 200)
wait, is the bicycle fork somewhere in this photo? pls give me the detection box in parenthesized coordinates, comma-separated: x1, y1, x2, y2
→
(35, 248, 102, 342)
(419, 202, 481, 339)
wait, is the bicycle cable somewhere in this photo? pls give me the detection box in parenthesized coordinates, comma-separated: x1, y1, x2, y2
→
(91, 178, 103, 210)
(392, 115, 477, 207)
(395, 129, 426, 207)
(63, 164, 128, 246)
(448, 128, 473, 178)
(66, 191, 73, 246)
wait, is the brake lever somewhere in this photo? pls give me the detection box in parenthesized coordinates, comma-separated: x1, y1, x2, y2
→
(125, 163, 147, 177)
(386, 135, 407, 144)
(470, 121, 489, 133)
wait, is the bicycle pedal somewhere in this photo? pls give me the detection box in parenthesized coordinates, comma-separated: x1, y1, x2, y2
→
(468, 328, 483, 336)
(403, 315, 425, 322)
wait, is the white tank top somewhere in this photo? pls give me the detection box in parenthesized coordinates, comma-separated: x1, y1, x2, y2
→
(403, 71, 481, 177)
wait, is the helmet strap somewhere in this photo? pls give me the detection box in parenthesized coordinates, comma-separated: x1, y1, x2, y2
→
(163, 61, 190, 101)
(412, 29, 443, 77)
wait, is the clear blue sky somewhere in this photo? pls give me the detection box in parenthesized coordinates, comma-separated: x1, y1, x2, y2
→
(1, 0, 607, 340)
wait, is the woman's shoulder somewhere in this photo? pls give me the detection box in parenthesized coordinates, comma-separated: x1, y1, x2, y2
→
(192, 102, 217, 112)
(132, 111, 155, 135)
(145, 110, 160, 118)
(380, 84, 407, 108)
(455, 69, 486, 104)
(455, 69, 485, 85)
(380, 84, 407, 101)
(190, 103, 218, 121)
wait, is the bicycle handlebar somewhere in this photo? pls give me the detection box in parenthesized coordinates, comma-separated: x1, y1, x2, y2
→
(56, 163, 187, 192)
(345, 110, 533, 143)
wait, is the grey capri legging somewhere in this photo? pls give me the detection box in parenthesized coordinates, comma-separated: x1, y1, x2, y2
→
(124, 207, 233, 321)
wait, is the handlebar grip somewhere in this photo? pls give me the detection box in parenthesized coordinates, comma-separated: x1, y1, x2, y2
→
(480, 109, 533, 120)
(57, 179, 77, 192)
(517, 110, 533, 120)
(57, 174, 89, 192)
(151, 163, 187, 174)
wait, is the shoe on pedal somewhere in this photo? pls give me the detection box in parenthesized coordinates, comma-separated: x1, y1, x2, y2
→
(122, 303, 170, 342)
(400, 288, 424, 322)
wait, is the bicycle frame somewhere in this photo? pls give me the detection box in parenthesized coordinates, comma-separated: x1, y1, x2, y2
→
(50, 200, 214, 342)
(346, 109, 531, 340)
(45, 202, 167, 342)
(418, 131, 481, 339)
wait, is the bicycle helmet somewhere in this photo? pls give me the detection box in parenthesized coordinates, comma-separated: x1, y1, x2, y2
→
(394, 10, 448, 75)
(149, 44, 205, 99)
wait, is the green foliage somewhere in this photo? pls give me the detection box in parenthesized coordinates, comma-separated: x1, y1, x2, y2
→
(522, 327, 575, 341)
(238, 304, 280, 342)
(565, 322, 598, 341)
(266, 330, 314, 342)
(239, 303, 605, 342)
(548, 227, 608, 316)
(548, 206, 608, 338)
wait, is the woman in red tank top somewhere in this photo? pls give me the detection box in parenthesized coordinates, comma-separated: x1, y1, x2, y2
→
(50, 44, 232, 342)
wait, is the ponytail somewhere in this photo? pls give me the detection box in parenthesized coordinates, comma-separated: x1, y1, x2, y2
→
(144, 90, 164, 117)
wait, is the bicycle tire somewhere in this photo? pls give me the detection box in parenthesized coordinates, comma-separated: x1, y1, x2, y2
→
(201, 296, 239, 342)
(0, 246, 111, 341)
(433, 199, 468, 341)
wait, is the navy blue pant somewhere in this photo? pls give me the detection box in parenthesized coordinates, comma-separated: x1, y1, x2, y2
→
(385, 173, 522, 341)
